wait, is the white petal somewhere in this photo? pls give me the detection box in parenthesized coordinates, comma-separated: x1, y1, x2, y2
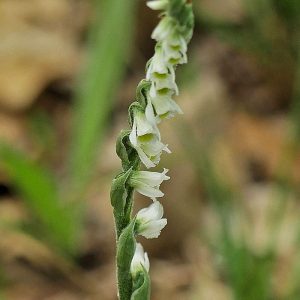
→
(163, 144, 171, 153)
(135, 182, 164, 199)
(137, 201, 164, 220)
(129, 120, 138, 147)
(129, 115, 162, 168)
(152, 17, 175, 42)
(136, 147, 156, 169)
(150, 74, 178, 95)
(141, 137, 166, 156)
(150, 92, 183, 119)
(133, 169, 170, 186)
(135, 111, 155, 136)
(146, 48, 169, 80)
(140, 219, 167, 239)
(144, 252, 150, 272)
(145, 99, 158, 128)
(131, 243, 150, 275)
(146, 0, 168, 10)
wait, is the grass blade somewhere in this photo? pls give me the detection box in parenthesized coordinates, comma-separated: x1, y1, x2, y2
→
(68, 0, 137, 196)
(0, 144, 78, 256)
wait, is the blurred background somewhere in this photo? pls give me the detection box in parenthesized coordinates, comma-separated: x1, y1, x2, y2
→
(0, 0, 299, 299)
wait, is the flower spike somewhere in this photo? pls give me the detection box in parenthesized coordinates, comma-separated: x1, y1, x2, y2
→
(111, 1, 194, 299)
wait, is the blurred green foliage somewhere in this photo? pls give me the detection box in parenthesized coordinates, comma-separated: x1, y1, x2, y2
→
(69, 0, 136, 196)
(0, 144, 78, 255)
(0, 0, 136, 257)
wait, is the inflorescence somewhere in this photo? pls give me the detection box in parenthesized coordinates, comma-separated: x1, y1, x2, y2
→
(110, 1, 194, 299)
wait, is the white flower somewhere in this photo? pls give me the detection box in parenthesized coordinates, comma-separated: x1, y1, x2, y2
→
(130, 131, 169, 168)
(162, 34, 188, 65)
(149, 89, 183, 121)
(136, 201, 167, 238)
(129, 112, 170, 168)
(150, 73, 178, 95)
(146, 46, 169, 80)
(130, 243, 150, 277)
(152, 16, 176, 42)
(147, 50, 178, 95)
(150, 16, 188, 65)
(146, 0, 168, 10)
(129, 168, 170, 200)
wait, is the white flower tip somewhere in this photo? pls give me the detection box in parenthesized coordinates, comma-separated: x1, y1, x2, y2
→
(144, 252, 150, 271)
(162, 175, 170, 182)
(162, 168, 170, 180)
(137, 201, 164, 220)
(147, 0, 168, 10)
(164, 145, 172, 154)
(155, 191, 165, 198)
(131, 243, 150, 275)
(152, 200, 163, 210)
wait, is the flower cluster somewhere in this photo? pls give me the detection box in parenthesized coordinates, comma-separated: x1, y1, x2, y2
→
(129, 2, 192, 170)
(129, 0, 194, 279)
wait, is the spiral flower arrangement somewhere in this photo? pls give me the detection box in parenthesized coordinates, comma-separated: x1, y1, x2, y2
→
(110, 1, 194, 299)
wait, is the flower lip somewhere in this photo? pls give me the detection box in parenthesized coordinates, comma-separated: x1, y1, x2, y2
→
(148, 88, 183, 120)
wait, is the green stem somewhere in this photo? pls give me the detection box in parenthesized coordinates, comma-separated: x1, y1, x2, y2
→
(117, 264, 132, 300)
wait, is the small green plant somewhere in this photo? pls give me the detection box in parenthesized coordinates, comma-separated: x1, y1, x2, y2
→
(110, 1, 194, 299)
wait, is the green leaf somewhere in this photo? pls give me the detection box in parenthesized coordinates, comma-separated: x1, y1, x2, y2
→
(116, 131, 140, 171)
(131, 267, 151, 300)
(117, 219, 136, 300)
(0, 144, 78, 256)
(169, 0, 194, 41)
(111, 167, 135, 237)
(169, 0, 185, 18)
(111, 168, 133, 215)
(136, 80, 151, 107)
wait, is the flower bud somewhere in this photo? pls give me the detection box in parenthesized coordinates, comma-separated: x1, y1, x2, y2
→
(130, 243, 150, 277)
